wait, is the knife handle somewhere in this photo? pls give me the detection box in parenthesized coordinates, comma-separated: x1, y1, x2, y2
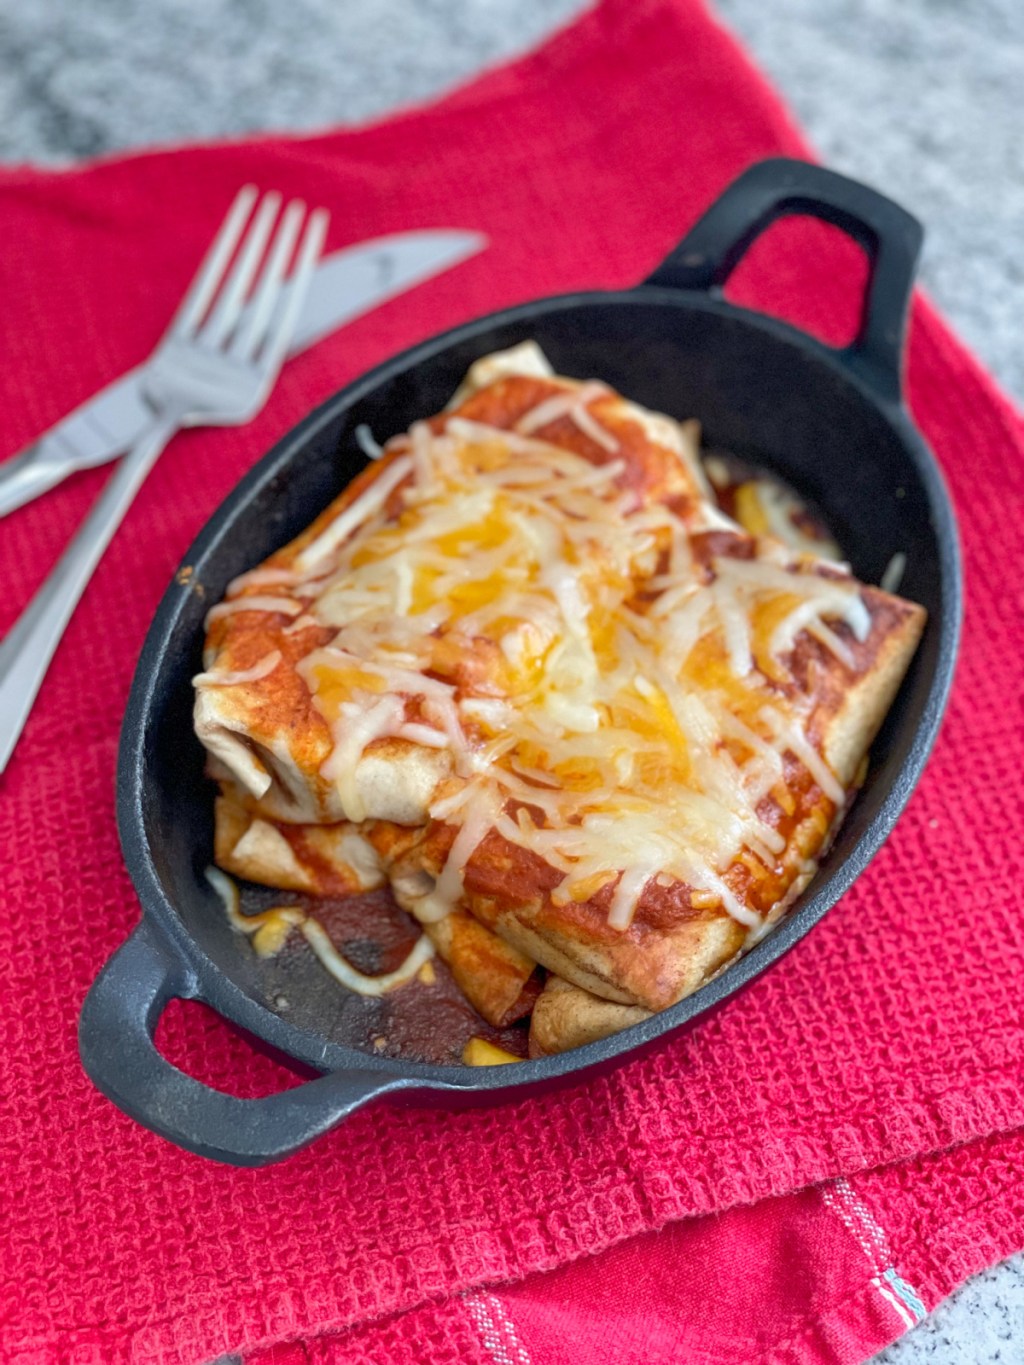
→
(0, 367, 152, 520)
(0, 445, 82, 518)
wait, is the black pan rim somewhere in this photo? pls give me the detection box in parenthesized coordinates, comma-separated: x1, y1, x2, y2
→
(115, 282, 963, 1096)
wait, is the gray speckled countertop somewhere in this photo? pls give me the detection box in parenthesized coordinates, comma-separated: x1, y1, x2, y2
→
(3, 3, 1021, 1360)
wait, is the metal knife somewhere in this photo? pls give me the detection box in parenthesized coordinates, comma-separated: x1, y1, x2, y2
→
(0, 229, 485, 519)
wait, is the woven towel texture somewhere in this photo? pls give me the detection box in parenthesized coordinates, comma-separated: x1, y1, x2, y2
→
(268, 1123, 1024, 1365)
(1, 1, 1022, 1362)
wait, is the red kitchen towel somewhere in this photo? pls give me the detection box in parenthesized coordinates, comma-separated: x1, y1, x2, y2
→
(1, 0, 1023, 1362)
(242, 1122, 1024, 1365)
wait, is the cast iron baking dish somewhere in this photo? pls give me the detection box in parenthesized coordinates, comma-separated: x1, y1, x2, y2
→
(79, 158, 961, 1165)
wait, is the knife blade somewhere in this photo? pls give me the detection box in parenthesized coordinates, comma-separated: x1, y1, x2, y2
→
(0, 229, 485, 519)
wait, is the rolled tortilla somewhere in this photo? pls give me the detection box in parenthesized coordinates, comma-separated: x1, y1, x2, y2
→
(196, 344, 926, 1025)
(424, 911, 540, 1029)
(214, 788, 385, 896)
(528, 976, 651, 1057)
(214, 790, 539, 1029)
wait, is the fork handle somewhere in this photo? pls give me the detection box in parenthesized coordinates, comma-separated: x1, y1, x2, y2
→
(0, 412, 181, 773)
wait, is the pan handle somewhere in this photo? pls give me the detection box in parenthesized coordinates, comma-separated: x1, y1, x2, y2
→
(79, 918, 421, 1166)
(644, 157, 922, 404)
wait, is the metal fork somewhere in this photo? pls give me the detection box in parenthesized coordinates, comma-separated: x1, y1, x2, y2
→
(0, 186, 329, 774)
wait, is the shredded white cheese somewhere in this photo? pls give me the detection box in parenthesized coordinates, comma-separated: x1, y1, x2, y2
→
(300, 919, 435, 995)
(295, 454, 413, 573)
(205, 596, 303, 625)
(206, 867, 434, 995)
(192, 650, 282, 687)
(880, 551, 907, 595)
(354, 423, 384, 460)
(205, 398, 869, 934)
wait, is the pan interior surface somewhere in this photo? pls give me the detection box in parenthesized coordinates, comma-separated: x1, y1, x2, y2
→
(130, 295, 952, 1078)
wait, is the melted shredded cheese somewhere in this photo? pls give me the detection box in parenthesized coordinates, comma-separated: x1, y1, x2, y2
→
(354, 423, 384, 460)
(295, 455, 413, 573)
(210, 400, 870, 933)
(300, 918, 435, 995)
(205, 866, 434, 994)
(515, 381, 618, 454)
(880, 551, 907, 594)
(205, 596, 303, 625)
(192, 651, 282, 687)
(226, 565, 304, 594)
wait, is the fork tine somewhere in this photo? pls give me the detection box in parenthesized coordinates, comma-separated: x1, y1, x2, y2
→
(199, 190, 282, 350)
(255, 207, 330, 376)
(229, 198, 306, 361)
(0, 188, 333, 774)
(170, 185, 259, 340)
